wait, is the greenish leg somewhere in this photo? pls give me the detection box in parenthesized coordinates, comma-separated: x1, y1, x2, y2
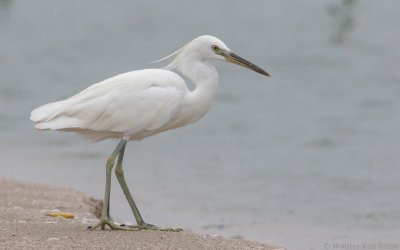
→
(114, 140, 144, 225)
(114, 140, 182, 232)
(89, 140, 137, 231)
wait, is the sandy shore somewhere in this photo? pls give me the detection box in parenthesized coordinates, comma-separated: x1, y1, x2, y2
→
(0, 179, 284, 250)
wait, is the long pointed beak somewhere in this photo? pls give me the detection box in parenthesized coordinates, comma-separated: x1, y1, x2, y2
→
(221, 50, 271, 77)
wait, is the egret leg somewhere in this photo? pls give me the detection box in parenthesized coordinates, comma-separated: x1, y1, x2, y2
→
(114, 140, 144, 224)
(114, 141, 182, 232)
(89, 140, 137, 231)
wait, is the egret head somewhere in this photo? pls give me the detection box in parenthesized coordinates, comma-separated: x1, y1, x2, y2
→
(156, 35, 270, 77)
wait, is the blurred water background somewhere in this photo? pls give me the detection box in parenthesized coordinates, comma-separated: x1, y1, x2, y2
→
(1, 1, 399, 249)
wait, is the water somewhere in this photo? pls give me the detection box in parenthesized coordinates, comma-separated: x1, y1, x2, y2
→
(1, 1, 400, 249)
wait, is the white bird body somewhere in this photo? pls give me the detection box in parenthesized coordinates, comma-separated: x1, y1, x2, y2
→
(31, 68, 216, 141)
(30, 35, 269, 231)
(31, 36, 222, 141)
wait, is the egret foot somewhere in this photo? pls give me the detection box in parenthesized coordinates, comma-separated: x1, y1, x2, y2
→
(125, 223, 183, 232)
(88, 219, 139, 231)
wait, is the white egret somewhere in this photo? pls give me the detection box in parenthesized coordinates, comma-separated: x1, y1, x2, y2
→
(30, 35, 270, 231)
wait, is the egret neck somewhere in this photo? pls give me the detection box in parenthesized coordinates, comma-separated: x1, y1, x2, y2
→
(178, 53, 219, 123)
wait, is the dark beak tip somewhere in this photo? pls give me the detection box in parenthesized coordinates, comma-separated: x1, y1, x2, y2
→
(260, 70, 271, 77)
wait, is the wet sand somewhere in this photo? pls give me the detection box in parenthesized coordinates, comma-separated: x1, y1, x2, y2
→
(0, 179, 284, 250)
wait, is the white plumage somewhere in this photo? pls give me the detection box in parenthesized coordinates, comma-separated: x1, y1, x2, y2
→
(30, 36, 236, 141)
(31, 69, 189, 141)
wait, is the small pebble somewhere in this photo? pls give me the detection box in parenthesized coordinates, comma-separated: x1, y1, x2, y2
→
(46, 237, 60, 242)
(45, 221, 58, 224)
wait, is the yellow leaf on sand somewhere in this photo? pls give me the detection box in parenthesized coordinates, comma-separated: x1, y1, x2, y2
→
(47, 212, 75, 219)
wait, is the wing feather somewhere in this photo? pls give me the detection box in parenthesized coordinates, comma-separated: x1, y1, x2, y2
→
(31, 69, 187, 139)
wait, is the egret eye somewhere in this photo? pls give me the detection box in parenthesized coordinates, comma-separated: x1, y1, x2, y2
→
(212, 45, 219, 52)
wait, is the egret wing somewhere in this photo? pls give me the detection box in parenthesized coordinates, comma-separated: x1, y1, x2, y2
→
(82, 83, 184, 134)
(31, 69, 187, 137)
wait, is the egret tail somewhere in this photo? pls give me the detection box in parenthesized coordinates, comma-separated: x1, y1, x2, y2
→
(30, 100, 80, 130)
